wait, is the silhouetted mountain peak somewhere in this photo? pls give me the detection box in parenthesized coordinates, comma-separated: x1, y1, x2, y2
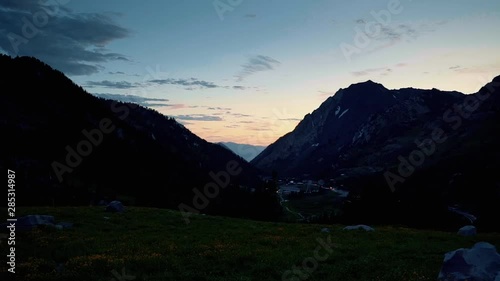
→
(252, 76, 500, 182)
(1, 55, 278, 219)
(346, 79, 387, 93)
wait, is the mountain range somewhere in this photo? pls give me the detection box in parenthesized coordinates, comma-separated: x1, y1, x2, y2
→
(218, 142, 266, 162)
(0, 55, 280, 220)
(252, 76, 500, 229)
(2, 54, 499, 229)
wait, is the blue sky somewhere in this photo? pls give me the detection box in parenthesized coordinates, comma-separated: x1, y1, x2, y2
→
(1, 0, 499, 145)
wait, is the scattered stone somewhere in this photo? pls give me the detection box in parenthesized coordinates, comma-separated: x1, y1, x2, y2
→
(97, 200, 108, 206)
(105, 201, 125, 213)
(343, 225, 374, 231)
(457, 225, 476, 237)
(438, 242, 500, 281)
(17, 215, 55, 231)
(321, 227, 331, 233)
(0, 215, 73, 231)
(56, 222, 73, 230)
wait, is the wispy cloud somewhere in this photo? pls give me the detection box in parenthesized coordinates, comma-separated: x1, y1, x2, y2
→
(225, 124, 240, 128)
(173, 114, 223, 121)
(450, 63, 500, 74)
(351, 62, 409, 77)
(232, 113, 253, 118)
(149, 78, 219, 90)
(0, 1, 131, 75)
(245, 126, 272, 131)
(86, 80, 139, 89)
(87, 77, 251, 92)
(93, 93, 172, 108)
(349, 19, 447, 57)
(318, 90, 334, 99)
(351, 67, 386, 77)
(235, 55, 280, 82)
(207, 107, 232, 111)
(278, 118, 301, 121)
(360, 20, 445, 44)
(108, 71, 126, 75)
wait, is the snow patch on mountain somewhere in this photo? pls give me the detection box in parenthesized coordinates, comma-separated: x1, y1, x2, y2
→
(335, 106, 341, 116)
(338, 109, 349, 119)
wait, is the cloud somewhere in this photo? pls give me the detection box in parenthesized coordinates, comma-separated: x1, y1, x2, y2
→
(173, 115, 223, 122)
(351, 67, 385, 77)
(207, 107, 232, 111)
(232, 113, 253, 118)
(225, 124, 240, 128)
(147, 78, 250, 91)
(245, 126, 272, 131)
(351, 62, 405, 77)
(86, 80, 139, 89)
(108, 71, 125, 75)
(350, 20, 446, 57)
(93, 93, 174, 108)
(367, 21, 445, 44)
(176, 120, 193, 126)
(318, 90, 334, 99)
(149, 78, 220, 90)
(87, 77, 245, 91)
(278, 118, 301, 121)
(451, 63, 500, 74)
(235, 55, 280, 82)
(449, 65, 461, 70)
(0, 1, 130, 76)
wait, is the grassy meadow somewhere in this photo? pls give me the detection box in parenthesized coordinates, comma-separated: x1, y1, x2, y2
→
(1, 207, 499, 281)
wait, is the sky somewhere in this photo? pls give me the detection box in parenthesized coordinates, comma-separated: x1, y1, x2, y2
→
(1, 0, 500, 146)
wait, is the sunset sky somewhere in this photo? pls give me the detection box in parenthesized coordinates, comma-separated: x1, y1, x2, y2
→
(1, 0, 500, 145)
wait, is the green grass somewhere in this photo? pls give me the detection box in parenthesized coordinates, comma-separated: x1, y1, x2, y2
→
(1, 207, 499, 281)
(283, 192, 342, 219)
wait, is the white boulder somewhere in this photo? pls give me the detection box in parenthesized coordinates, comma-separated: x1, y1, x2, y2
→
(343, 225, 374, 231)
(438, 242, 500, 281)
(457, 225, 477, 236)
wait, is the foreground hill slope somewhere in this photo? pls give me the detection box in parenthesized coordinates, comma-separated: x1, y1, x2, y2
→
(0, 55, 278, 219)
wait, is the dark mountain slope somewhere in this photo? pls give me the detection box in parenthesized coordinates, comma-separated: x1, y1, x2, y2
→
(252, 76, 500, 229)
(0, 55, 279, 220)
